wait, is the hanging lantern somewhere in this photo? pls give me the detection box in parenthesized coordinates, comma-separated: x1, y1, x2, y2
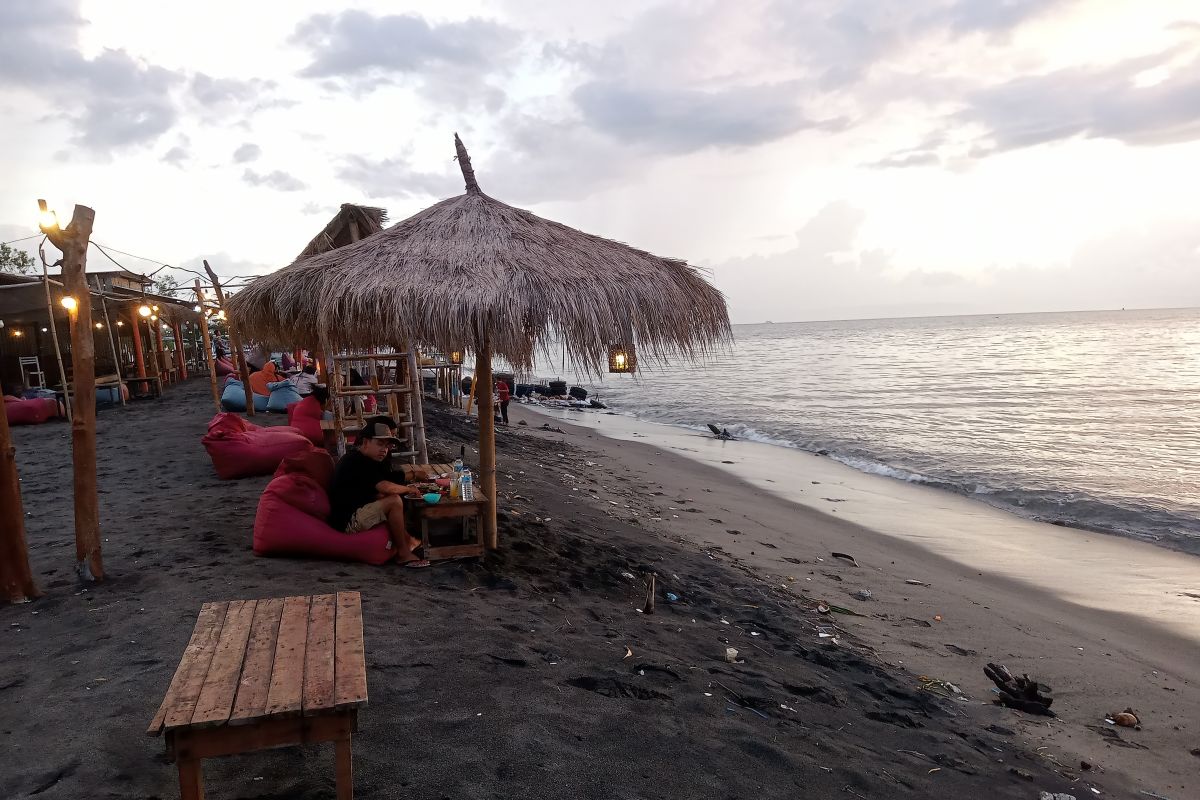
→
(607, 343, 636, 373)
(450, 350, 463, 364)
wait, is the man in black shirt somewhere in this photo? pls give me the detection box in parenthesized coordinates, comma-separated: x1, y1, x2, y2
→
(328, 417, 427, 568)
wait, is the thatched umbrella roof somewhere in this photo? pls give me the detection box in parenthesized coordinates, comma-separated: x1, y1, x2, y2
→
(297, 204, 387, 260)
(226, 135, 730, 373)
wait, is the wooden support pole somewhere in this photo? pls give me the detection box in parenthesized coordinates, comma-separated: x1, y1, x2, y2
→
(0, 398, 40, 603)
(405, 346, 429, 464)
(475, 345, 497, 549)
(91, 276, 125, 406)
(194, 280, 220, 412)
(203, 260, 254, 416)
(41, 200, 103, 582)
(173, 322, 188, 380)
(40, 262, 71, 421)
(130, 307, 148, 394)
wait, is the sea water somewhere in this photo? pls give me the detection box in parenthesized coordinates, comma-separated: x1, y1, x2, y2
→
(533, 308, 1200, 555)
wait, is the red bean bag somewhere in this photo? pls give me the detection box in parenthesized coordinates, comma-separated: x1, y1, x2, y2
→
(286, 396, 324, 446)
(201, 412, 314, 480)
(253, 450, 394, 564)
(215, 358, 236, 376)
(4, 396, 57, 425)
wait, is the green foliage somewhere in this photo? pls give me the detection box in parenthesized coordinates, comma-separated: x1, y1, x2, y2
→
(153, 274, 181, 297)
(0, 242, 36, 275)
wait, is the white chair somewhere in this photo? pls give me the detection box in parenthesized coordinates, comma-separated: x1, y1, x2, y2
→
(18, 357, 45, 389)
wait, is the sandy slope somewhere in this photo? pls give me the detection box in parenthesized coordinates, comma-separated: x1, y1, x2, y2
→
(513, 403, 1198, 799)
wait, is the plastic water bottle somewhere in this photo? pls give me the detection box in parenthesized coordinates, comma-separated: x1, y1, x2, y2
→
(460, 468, 474, 501)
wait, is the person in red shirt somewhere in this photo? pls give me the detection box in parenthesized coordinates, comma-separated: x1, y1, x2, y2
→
(495, 379, 511, 424)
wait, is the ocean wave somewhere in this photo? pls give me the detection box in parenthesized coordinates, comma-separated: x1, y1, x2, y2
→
(597, 401, 1200, 557)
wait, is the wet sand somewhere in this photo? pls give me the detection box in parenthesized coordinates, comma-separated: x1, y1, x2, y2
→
(521, 403, 1200, 797)
(0, 378, 1185, 798)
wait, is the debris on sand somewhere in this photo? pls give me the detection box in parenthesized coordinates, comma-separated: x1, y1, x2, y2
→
(707, 424, 736, 440)
(1106, 708, 1141, 729)
(831, 552, 860, 567)
(984, 663, 1055, 716)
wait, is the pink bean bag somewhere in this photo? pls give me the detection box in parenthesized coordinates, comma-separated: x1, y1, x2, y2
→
(286, 396, 324, 446)
(215, 358, 236, 376)
(253, 450, 395, 564)
(201, 412, 314, 480)
(4, 396, 57, 426)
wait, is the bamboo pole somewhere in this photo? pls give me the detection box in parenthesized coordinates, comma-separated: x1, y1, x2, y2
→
(323, 333, 345, 456)
(203, 260, 254, 416)
(475, 345, 497, 549)
(194, 280, 220, 411)
(40, 260, 72, 421)
(40, 200, 103, 582)
(172, 322, 187, 380)
(0, 393, 40, 603)
(405, 346, 429, 464)
(92, 276, 125, 406)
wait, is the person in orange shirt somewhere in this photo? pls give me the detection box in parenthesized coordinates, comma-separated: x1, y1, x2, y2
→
(249, 361, 279, 397)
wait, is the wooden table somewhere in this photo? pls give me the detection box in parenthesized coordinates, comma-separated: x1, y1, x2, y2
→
(400, 465, 487, 560)
(147, 592, 368, 800)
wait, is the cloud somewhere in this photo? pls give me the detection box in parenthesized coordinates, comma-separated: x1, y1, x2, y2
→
(292, 10, 520, 108)
(188, 73, 292, 116)
(961, 49, 1200, 154)
(162, 145, 189, 167)
(242, 168, 307, 192)
(233, 143, 262, 163)
(573, 80, 842, 153)
(712, 202, 1200, 323)
(336, 154, 453, 200)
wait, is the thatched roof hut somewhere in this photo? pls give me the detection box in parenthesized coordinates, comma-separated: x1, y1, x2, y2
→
(297, 204, 387, 260)
(228, 136, 729, 374)
(226, 135, 731, 551)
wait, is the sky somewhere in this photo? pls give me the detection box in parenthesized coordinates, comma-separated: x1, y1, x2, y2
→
(1, 0, 1198, 323)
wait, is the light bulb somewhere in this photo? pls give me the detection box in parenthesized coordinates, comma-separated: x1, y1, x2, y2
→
(94, 322, 103, 329)
(138, 305, 152, 317)
(38, 208, 58, 230)
(61, 296, 78, 312)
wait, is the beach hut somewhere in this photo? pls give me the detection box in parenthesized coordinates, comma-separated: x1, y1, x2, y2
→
(226, 135, 730, 549)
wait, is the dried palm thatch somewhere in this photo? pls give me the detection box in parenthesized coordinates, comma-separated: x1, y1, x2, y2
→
(226, 135, 730, 374)
(297, 204, 387, 260)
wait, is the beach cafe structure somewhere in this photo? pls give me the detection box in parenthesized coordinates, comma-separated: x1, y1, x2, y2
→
(226, 134, 730, 551)
(0, 267, 208, 403)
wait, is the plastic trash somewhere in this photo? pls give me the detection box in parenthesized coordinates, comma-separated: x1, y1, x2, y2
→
(724, 647, 740, 663)
(665, 592, 679, 602)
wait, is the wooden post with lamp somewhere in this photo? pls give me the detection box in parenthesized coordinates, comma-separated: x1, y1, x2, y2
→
(39, 199, 104, 582)
(203, 260, 254, 416)
(194, 279, 221, 411)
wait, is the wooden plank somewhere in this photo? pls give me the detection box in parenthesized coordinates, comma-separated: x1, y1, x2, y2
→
(151, 602, 229, 734)
(168, 714, 354, 760)
(229, 597, 284, 725)
(303, 594, 337, 715)
(188, 599, 258, 728)
(333, 592, 367, 710)
(423, 543, 485, 560)
(264, 596, 311, 718)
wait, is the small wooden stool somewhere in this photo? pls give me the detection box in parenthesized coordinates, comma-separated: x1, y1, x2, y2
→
(148, 592, 368, 799)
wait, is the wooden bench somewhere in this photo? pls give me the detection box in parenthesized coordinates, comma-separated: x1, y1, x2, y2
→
(147, 592, 368, 800)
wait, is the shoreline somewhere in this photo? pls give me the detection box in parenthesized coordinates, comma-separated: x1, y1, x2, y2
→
(515, 402, 1200, 795)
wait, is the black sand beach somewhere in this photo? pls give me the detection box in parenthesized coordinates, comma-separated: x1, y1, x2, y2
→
(1, 379, 1136, 798)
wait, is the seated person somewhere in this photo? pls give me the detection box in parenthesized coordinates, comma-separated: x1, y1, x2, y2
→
(328, 416, 428, 568)
(249, 361, 279, 397)
(290, 363, 320, 396)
